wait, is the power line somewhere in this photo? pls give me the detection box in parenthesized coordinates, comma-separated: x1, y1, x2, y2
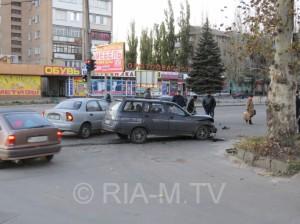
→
(0, 0, 36, 6)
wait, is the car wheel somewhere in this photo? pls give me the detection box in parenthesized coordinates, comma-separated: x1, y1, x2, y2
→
(195, 126, 210, 140)
(79, 123, 92, 139)
(130, 128, 147, 144)
(45, 155, 54, 162)
(117, 133, 128, 140)
(0, 159, 8, 169)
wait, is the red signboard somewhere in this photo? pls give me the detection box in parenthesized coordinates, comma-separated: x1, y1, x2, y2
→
(93, 43, 125, 73)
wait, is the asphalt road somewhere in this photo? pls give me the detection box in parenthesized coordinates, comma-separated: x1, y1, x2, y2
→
(1, 105, 300, 224)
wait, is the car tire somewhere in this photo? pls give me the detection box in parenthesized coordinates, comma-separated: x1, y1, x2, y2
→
(45, 155, 54, 162)
(117, 133, 128, 140)
(79, 123, 92, 139)
(130, 128, 147, 144)
(195, 126, 210, 140)
(0, 160, 8, 169)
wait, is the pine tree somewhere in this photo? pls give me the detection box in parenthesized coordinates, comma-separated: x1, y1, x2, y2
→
(160, 22, 169, 67)
(125, 21, 138, 70)
(187, 19, 225, 94)
(153, 24, 162, 65)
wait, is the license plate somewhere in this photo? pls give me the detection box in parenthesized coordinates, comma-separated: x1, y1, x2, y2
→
(104, 119, 111, 125)
(48, 114, 60, 120)
(28, 136, 48, 143)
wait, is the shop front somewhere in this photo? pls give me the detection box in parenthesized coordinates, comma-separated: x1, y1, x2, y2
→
(91, 71, 136, 97)
(159, 72, 185, 96)
(43, 66, 86, 97)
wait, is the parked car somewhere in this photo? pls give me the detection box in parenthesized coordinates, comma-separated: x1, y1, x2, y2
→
(102, 99, 217, 144)
(0, 109, 61, 167)
(44, 98, 108, 138)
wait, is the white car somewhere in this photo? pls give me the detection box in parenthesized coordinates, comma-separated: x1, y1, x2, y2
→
(44, 98, 108, 138)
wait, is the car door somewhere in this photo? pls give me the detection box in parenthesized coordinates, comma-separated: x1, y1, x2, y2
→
(86, 100, 104, 130)
(166, 103, 197, 135)
(142, 102, 169, 135)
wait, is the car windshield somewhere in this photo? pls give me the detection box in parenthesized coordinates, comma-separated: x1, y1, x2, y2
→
(5, 113, 51, 130)
(56, 101, 82, 110)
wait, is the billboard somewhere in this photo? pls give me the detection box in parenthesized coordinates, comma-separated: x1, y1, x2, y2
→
(94, 43, 125, 73)
(0, 75, 41, 96)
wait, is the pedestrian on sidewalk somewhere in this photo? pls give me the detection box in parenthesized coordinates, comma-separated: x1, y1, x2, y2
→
(105, 93, 112, 103)
(187, 95, 197, 114)
(144, 88, 152, 99)
(246, 95, 255, 125)
(172, 91, 186, 108)
(296, 90, 300, 133)
(202, 92, 216, 118)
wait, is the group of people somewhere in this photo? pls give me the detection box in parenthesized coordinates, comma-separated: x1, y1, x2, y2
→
(144, 88, 217, 118)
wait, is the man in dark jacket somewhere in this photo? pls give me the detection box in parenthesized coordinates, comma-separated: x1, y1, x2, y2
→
(144, 88, 152, 99)
(296, 90, 300, 133)
(187, 95, 197, 114)
(202, 92, 216, 118)
(172, 91, 186, 108)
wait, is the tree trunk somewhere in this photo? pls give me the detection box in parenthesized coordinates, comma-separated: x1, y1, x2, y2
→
(267, 0, 297, 150)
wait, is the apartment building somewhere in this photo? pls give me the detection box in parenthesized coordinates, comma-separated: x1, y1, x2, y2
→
(0, 0, 23, 63)
(0, 0, 113, 66)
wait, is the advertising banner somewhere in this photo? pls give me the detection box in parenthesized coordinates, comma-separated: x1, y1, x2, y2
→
(0, 75, 41, 96)
(74, 77, 87, 97)
(94, 43, 125, 73)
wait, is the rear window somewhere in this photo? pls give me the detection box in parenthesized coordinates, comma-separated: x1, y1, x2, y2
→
(56, 100, 82, 110)
(5, 113, 51, 130)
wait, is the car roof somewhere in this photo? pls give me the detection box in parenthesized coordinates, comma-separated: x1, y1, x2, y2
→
(62, 98, 105, 102)
(0, 109, 36, 114)
(122, 98, 175, 104)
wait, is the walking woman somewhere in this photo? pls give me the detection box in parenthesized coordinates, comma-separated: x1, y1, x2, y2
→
(246, 95, 255, 125)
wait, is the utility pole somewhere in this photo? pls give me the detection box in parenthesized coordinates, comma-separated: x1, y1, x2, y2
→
(83, 0, 92, 96)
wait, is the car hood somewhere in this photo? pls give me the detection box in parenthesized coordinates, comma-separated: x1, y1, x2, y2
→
(190, 114, 214, 122)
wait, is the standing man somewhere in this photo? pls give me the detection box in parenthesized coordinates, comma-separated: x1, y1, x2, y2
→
(246, 95, 255, 125)
(172, 90, 186, 108)
(144, 88, 152, 99)
(296, 90, 300, 133)
(202, 92, 216, 118)
(187, 95, 198, 114)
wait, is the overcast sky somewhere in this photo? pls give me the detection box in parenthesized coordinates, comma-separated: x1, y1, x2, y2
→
(112, 0, 238, 42)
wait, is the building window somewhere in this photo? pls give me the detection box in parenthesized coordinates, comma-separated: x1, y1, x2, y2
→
(53, 44, 82, 54)
(34, 48, 40, 55)
(28, 48, 31, 56)
(70, 12, 80, 21)
(11, 25, 21, 30)
(11, 40, 21, 45)
(90, 0, 109, 10)
(34, 0, 40, 7)
(11, 17, 21, 22)
(53, 25, 81, 38)
(34, 31, 40, 39)
(56, 10, 67, 21)
(12, 33, 21, 38)
(12, 48, 21, 53)
(11, 9, 21, 14)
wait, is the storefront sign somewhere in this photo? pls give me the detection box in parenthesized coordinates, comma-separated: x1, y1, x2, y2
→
(0, 75, 41, 96)
(94, 71, 135, 78)
(94, 43, 125, 73)
(44, 66, 81, 76)
(160, 72, 180, 80)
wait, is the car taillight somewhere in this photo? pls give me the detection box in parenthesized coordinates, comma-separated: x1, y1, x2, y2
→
(7, 135, 16, 146)
(57, 130, 63, 142)
(66, 112, 73, 122)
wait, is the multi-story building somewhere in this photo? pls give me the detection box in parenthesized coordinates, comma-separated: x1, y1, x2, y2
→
(0, 0, 113, 66)
(0, 0, 23, 63)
